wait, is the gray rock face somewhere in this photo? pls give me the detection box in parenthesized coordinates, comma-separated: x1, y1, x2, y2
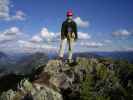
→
(0, 89, 16, 100)
(43, 58, 88, 99)
(1, 56, 133, 100)
(0, 57, 92, 100)
(0, 79, 63, 100)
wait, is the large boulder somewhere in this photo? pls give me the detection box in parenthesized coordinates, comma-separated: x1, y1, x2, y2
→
(42, 57, 91, 99)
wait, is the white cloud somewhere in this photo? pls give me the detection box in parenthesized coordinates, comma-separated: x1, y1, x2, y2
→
(18, 40, 56, 50)
(0, 0, 26, 21)
(15, 27, 59, 53)
(30, 35, 43, 43)
(80, 42, 104, 48)
(11, 10, 26, 21)
(78, 32, 91, 40)
(0, 27, 58, 53)
(40, 28, 56, 41)
(30, 27, 59, 43)
(31, 27, 91, 43)
(125, 47, 133, 51)
(74, 17, 89, 28)
(112, 29, 132, 36)
(0, 27, 104, 53)
(0, 26, 27, 43)
(3, 26, 22, 35)
(0, 0, 9, 18)
(104, 39, 112, 43)
(18, 40, 57, 53)
(17, 27, 91, 53)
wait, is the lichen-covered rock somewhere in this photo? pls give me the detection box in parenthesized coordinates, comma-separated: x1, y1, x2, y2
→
(42, 57, 88, 99)
(0, 79, 63, 100)
(1, 56, 133, 100)
(18, 79, 34, 94)
(0, 57, 102, 100)
(45, 60, 63, 75)
(0, 89, 16, 100)
(33, 83, 62, 100)
(0, 57, 91, 100)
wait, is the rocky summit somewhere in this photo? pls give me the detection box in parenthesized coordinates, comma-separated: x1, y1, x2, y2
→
(0, 57, 88, 100)
(0, 57, 133, 100)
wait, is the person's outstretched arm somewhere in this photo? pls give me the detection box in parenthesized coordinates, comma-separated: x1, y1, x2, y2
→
(74, 22, 78, 41)
(61, 22, 65, 40)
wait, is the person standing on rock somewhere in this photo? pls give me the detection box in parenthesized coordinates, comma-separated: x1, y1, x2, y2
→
(58, 10, 78, 63)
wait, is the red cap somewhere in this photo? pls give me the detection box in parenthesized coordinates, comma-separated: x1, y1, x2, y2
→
(67, 10, 73, 16)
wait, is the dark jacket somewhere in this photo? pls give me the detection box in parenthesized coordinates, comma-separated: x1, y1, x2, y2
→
(61, 19, 78, 40)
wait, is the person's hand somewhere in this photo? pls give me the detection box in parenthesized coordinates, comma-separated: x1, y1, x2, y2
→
(72, 32, 75, 39)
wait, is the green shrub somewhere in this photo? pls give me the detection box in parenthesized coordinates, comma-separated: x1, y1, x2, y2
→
(80, 58, 133, 100)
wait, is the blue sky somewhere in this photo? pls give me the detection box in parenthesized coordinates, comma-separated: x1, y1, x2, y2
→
(0, 0, 133, 53)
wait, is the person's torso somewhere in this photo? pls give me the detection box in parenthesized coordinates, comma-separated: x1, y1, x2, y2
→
(63, 20, 75, 36)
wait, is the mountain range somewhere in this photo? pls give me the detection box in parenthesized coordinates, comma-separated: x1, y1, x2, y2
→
(0, 51, 133, 76)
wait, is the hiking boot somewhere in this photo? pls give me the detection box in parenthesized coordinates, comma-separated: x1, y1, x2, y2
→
(67, 59, 73, 64)
(67, 59, 78, 66)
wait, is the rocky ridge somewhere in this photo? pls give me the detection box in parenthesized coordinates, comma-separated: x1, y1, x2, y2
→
(0, 57, 89, 100)
(0, 57, 133, 100)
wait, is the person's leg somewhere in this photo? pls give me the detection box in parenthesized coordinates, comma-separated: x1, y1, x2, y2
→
(67, 38, 74, 62)
(58, 39, 66, 58)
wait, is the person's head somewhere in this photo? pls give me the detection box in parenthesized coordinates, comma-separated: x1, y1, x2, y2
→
(66, 10, 73, 20)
